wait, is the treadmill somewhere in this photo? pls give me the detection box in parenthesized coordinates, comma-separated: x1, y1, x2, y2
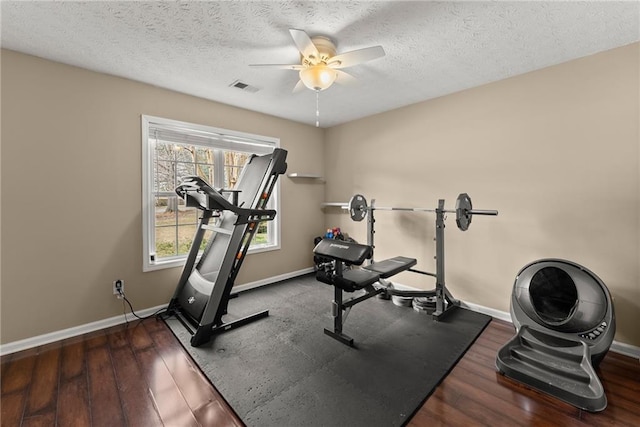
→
(166, 148, 287, 347)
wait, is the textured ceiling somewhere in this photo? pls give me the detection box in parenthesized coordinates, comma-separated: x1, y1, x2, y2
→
(2, 1, 639, 128)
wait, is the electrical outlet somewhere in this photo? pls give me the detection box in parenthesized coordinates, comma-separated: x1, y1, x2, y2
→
(113, 279, 124, 298)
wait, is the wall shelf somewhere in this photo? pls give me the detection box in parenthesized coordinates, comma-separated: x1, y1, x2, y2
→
(321, 202, 348, 208)
(287, 173, 324, 180)
(287, 172, 325, 184)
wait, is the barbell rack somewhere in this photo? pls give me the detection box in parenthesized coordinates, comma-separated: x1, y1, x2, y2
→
(321, 193, 498, 319)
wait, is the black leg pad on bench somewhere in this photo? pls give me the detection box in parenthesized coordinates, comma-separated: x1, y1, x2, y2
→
(363, 256, 417, 279)
(316, 267, 380, 292)
(335, 269, 381, 292)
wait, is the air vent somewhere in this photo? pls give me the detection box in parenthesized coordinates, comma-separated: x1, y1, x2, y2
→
(229, 80, 259, 93)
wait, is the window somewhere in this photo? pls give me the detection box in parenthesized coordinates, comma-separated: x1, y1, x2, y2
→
(142, 115, 280, 271)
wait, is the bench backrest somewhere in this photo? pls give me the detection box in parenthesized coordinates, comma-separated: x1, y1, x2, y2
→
(313, 239, 373, 266)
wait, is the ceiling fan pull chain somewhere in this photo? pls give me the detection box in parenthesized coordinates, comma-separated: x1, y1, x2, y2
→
(316, 90, 320, 127)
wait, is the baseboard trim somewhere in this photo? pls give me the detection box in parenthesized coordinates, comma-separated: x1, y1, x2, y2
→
(3, 270, 638, 362)
(0, 268, 315, 357)
(233, 267, 315, 293)
(460, 301, 639, 360)
(0, 304, 167, 356)
(609, 340, 640, 360)
(459, 300, 513, 323)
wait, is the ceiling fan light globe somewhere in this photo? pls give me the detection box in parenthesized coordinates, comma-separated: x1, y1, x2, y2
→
(299, 65, 337, 91)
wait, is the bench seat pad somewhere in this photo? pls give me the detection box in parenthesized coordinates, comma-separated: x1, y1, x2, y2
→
(334, 269, 381, 292)
(363, 256, 417, 278)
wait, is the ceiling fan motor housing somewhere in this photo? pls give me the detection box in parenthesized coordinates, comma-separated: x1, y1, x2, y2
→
(303, 36, 337, 65)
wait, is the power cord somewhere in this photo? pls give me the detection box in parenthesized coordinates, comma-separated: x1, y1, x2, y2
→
(117, 288, 167, 325)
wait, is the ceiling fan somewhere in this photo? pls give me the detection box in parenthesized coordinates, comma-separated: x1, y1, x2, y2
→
(250, 29, 385, 92)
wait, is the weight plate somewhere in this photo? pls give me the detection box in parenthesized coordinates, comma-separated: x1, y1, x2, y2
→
(413, 296, 437, 314)
(349, 194, 368, 222)
(455, 193, 472, 231)
(392, 295, 414, 307)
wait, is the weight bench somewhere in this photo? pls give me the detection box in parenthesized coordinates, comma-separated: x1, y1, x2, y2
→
(313, 239, 417, 346)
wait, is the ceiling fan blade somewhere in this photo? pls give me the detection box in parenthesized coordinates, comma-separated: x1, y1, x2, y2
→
(293, 80, 306, 93)
(289, 28, 319, 59)
(334, 70, 358, 86)
(249, 63, 304, 70)
(328, 45, 385, 68)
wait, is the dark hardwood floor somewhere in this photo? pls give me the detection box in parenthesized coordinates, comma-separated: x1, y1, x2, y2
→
(1, 317, 638, 426)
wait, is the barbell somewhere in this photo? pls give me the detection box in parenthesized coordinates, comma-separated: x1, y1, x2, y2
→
(348, 193, 498, 231)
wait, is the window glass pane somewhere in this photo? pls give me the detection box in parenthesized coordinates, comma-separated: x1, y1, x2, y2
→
(155, 229, 174, 257)
(252, 221, 269, 245)
(155, 160, 176, 192)
(224, 151, 250, 188)
(176, 161, 195, 184)
(155, 226, 177, 258)
(195, 163, 214, 184)
(177, 225, 198, 256)
(154, 141, 175, 161)
(196, 147, 214, 164)
(155, 196, 176, 227)
(174, 145, 195, 163)
(177, 198, 199, 225)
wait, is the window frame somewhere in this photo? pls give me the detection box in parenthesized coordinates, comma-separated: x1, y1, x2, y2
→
(141, 115, 281, 272)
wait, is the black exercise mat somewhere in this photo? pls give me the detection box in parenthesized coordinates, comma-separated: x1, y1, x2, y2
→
(166, 274, 491, 426)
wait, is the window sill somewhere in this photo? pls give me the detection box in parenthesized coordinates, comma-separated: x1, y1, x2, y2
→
(143, 243, 280, 272)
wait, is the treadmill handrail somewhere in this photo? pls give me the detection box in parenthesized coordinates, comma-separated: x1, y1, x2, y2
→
(176, 176, 276, 224)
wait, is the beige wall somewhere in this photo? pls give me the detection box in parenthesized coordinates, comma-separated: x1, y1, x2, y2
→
(1, 49, 325, 343)
(2, 43, 639, 348)
(325, 43, 639, 347)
